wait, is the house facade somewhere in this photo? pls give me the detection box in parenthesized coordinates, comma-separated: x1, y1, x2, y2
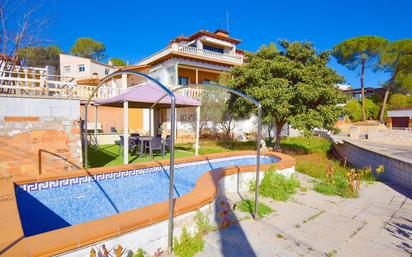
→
(59, 54, 116, 80)
(133, 29, 244, 90)
(122, 29, 247, 139)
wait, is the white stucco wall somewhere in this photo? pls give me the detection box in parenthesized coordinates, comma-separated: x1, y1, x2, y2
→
(60, 54, 115, 80)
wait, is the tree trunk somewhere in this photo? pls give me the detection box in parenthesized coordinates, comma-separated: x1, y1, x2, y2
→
(361, 58, 366, 121)
(379, 86, 390, 123)
(267, 122, 273, 147)
(273, 122, 284, 151)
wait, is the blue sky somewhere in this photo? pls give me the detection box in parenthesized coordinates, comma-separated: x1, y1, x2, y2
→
(41, 0, 411, 88)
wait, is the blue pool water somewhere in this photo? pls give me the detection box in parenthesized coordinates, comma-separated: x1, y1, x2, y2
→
(16, 155, 277, 236)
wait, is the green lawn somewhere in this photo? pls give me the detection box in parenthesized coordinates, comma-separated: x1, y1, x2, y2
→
(87, 140, 258, 168)
(87, 144, 194, 168)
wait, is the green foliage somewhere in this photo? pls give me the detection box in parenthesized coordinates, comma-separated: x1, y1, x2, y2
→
(71, 37, 106, 60)
(344, 98, 380, 121)
(344, 100, 362, 121)
(250, 171, 300, 201)
(378, 39, 412, 91)
(314, 173, 358, 198)
(364, 98, 380, 120)
(174, 227, 204, 257)
(133, 248, 148, 257)
(228, 40, 346, 149)
(388, 93, 412, 108)
(110, 57, 126, 67)
(17, 45, 61, 68)
(332, 36, 388, 71)
(195, 211, 214, 235)
(237, 198, 273, 218)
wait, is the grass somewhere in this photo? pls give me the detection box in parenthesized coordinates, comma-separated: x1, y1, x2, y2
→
(250, 171, 300, 201)
(87, 144, 194, 168)
(236, 198, 274, 218)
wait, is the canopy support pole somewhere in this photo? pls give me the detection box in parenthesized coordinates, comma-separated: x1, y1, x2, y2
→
(168, 97, 176, 253)
(254, 105, 262, 220)
(94, 105, 98, 150)
(123, 100, 129, 164)
(195, 106, 200, 156)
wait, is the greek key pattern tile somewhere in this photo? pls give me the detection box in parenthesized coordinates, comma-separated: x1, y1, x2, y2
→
(17, 155, 267, 193)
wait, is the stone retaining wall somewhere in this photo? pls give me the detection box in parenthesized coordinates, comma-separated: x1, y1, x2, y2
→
(333, 140, 412, 189)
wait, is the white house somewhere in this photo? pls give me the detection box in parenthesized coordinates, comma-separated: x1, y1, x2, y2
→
(59, 54, 116, 80)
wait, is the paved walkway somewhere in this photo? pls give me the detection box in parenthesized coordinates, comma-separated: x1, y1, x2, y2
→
(192, 173, 412, 257)
(342, 138, 412, 163)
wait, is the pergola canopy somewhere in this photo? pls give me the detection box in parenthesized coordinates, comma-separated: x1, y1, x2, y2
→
(94, 82, 200, 108)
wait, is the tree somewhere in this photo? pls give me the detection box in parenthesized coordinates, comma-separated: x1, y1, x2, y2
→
(109, 57, 126, 67)
(228, 40, 346, 149)
(0, 0, 48, 71)
(388, 93, 412, 109)
(344, 100, 362, 122)
(70, 38, 106, 60)
(333, 36, 388, 121)
(17, 45, 61, 68)
(378, 39, 412, 121)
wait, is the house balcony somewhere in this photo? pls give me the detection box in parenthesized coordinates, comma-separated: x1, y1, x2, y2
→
(138, 43, 243, 66)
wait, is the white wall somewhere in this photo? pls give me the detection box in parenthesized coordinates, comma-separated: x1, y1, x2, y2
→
(60, 54, 115, 80)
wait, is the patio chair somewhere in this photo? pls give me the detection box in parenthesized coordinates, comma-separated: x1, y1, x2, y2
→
(164, 135, 171, 152)
(118, 135, 138, 155)
(147, 136, 164, 158)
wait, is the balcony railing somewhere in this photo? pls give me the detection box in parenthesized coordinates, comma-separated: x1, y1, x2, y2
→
(172, 44, 243, 64)
(0, 70, 77, 98)
(138, 43, 243, 65)
(0, 70, 124, 100)
(76, 84, 124, 99)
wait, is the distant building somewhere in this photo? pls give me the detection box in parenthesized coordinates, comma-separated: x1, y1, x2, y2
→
(342, 87, 386, 100)
(387, 107, 412, 128)
(59, 54, 116, 80)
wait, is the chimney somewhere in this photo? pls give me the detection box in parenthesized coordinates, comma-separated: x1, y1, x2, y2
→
(215, 29, 229, 38)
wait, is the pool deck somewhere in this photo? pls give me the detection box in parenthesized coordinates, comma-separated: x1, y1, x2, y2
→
(0, 151, 295, 257)
(183, 173, 412, 257)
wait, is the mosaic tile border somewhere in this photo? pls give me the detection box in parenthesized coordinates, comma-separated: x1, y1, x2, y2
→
(17, 155, 277, 193)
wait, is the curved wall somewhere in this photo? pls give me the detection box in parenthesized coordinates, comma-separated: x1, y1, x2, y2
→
(333, 140, 412, 189)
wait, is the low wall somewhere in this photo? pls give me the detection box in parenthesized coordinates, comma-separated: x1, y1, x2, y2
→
(0, 96, 82, 177)
(333, 140, 412, 189)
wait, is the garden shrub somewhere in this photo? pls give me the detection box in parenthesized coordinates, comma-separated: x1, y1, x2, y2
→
(250, 171, 300, 201)
(174, 227, 204, 257)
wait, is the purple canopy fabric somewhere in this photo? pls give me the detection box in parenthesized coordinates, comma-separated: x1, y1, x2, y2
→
(94, 82, 200, 108)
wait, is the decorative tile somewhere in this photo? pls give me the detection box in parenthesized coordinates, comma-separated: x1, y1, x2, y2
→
(17, 155, 274, 193)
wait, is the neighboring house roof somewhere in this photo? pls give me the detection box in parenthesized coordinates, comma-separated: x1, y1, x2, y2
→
(60, 54, 115, 69)
(169, 29, 241, 45)
(387, 109, 412, 117)
(77, 78, 100, 86)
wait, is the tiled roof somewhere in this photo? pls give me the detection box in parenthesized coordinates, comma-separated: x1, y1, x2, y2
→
(170, 30, 241, 45)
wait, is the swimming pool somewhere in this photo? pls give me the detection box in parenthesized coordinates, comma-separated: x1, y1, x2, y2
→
(16, 154, 278, 237)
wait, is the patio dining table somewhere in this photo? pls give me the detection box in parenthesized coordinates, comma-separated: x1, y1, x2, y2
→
(137, 136, 153, 157)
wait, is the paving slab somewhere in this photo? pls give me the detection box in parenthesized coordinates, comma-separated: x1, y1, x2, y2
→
(189, 173, 412, 257)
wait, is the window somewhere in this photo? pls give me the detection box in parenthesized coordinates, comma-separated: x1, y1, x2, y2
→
(203, 44, 224, 54)
(105, 68, 110, 75)
(63, 66, 70, 73)
(178, 76, 189, 86)
(78, 65, 85, 72)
